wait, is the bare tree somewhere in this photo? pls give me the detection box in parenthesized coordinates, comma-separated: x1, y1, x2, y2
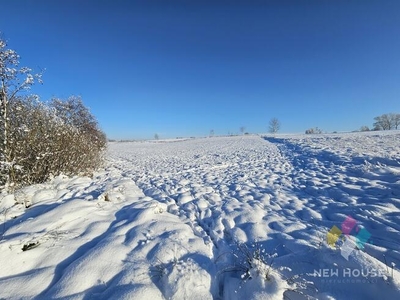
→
(360, 125, 370, 132)
(209, 129, 214, 137)
(240, 126, 245, 135)
(154, 133, 159, 140)
(375, 114, 391, 130)
(268, 118, 280, 134)
(393, 114, 400, 130)
(373, 113, 398, 130)
(1, 36, 43, 190)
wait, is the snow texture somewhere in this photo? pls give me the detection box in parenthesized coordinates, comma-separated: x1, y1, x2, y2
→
(0, 132, 399, 299)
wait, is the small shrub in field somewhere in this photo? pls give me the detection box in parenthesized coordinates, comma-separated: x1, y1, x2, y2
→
(305, 127, 322, 134)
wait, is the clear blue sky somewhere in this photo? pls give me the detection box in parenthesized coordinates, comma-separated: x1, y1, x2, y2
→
(1, 0, 400, 139)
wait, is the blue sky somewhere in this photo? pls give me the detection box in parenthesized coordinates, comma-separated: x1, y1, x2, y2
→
(1, 0, 400, 139)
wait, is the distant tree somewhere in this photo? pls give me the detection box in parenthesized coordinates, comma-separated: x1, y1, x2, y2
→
(209, 129, 214, 137)
(394, 114, 400, 129)
(373, 122, 382, 131)
(360, 125, 370, 132)
(154, 133, 159, 140)
(373, 114, 391, 130)
(240, 126, 246, 135)
(373, 113, 399, 131)
(268, 118, 280, 134)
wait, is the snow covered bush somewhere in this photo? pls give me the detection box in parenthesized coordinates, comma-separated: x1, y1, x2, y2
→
(305, 127, 322, 134)
(1, 95, 106, 190)
(360, 125, 370, 132)
(49, 96, 107, 172)
(222, 242, 289, 299)
(1, 36, 106, 190)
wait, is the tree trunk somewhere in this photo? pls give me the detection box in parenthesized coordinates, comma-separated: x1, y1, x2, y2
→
(1, 79, 10, 190)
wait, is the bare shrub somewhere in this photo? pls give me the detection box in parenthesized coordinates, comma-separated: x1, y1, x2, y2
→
(1, 36, 106, 190)
(305, 127, 322, 134)
(2, 95, 106, 189)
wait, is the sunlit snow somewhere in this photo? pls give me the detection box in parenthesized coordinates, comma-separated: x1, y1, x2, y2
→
(0, 132, 399, 299)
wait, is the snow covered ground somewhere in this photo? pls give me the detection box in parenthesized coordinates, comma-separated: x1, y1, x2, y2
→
(0, 132, 399, 299)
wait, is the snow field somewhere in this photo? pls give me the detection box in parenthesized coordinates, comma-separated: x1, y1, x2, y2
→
(0, 133, 399, 299)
